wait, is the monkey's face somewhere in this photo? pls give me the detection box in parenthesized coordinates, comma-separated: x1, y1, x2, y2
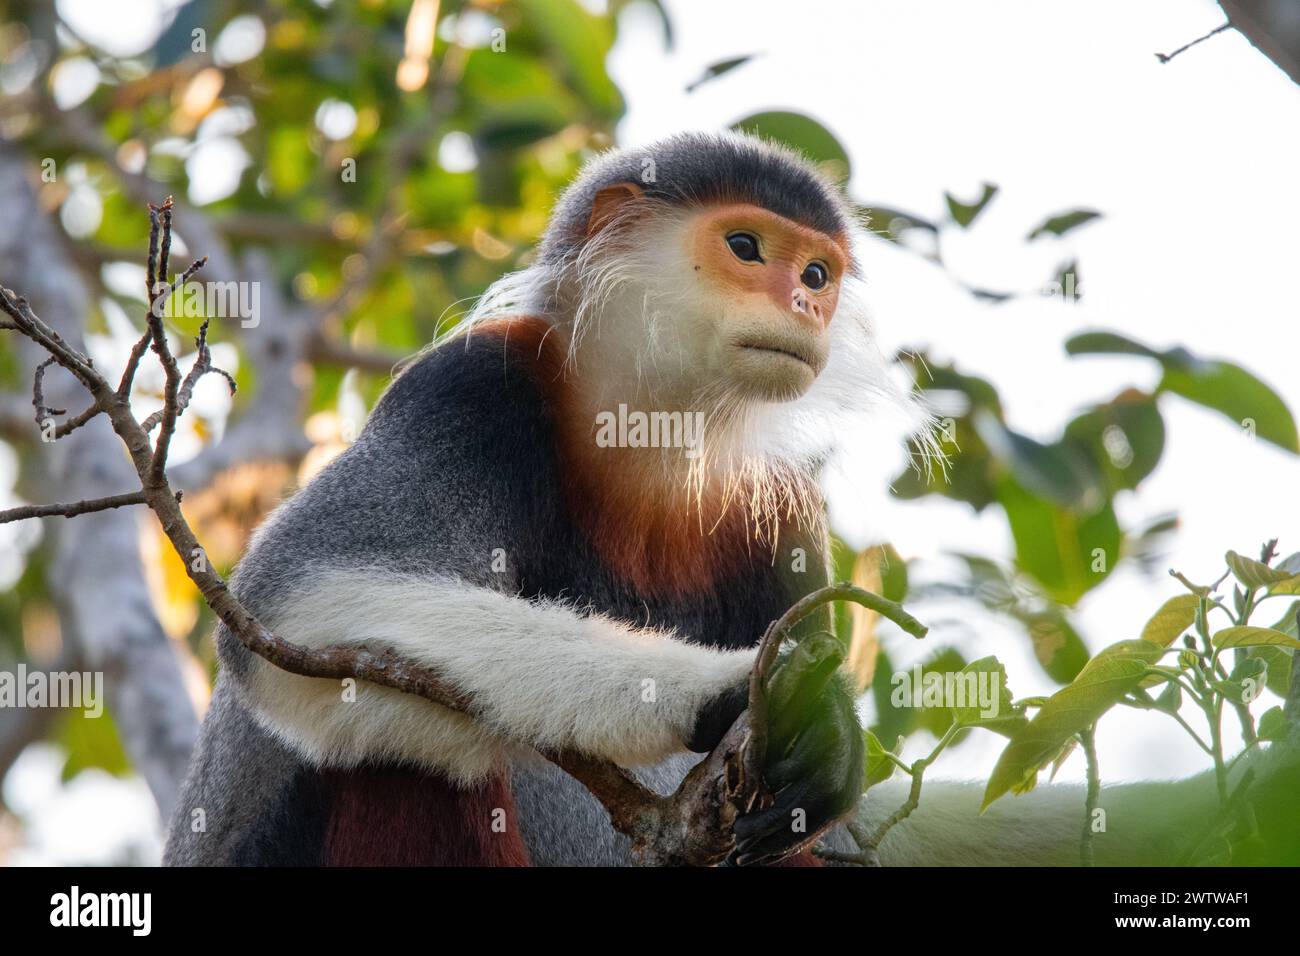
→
(682, 204, 849, 403)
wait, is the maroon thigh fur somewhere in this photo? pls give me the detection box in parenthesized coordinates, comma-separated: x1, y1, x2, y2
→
(321, 766, 531, 866)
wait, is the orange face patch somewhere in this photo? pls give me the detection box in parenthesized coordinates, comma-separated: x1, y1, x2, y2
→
(687, 204, 851, 328)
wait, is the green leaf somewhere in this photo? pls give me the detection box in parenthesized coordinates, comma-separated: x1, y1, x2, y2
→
(945, 183, 997, 228)
(977, 413, 1104, 511)
(863, 729, 896, 790)
(685, 55, 755, 92)
(1213, 657, 1267, 705)
(58, 705, 131, 782)
(1153, 678, 1182, 714)
(950, 656, 1027, 736)
(981, 640, 1163, 811)
(1257, 706, 1288, 742)
(1062, 390, 1165, 493)
(1225, 550, 1298, 590)
(859, 204, 938, 241)
(1023, 611, 1091, 684)
(1065, 330, 1164, 360)
(1048, 737, 1078, 781)
(1212, 626, 1300, 651)
(731, 111, 851, 183)
(998, 475, 1120, 606)
(1160, 360, 1299, 454)
(1065, 331, 1298, 454)
(1266, 557, 1300, 595)
(461, 49, 580, 150)
(519, 0, 623, 117)
(1027, 208, 1101, 240)
(879, 543, 909, 604)
(1139, 594, 1201, 647)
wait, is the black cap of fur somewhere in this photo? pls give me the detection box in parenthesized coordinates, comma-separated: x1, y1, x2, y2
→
(537, 131, 854, 264)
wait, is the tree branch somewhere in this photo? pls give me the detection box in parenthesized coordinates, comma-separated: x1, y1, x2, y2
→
(0, 144, 199, 815)
(0, 491, 150, 523)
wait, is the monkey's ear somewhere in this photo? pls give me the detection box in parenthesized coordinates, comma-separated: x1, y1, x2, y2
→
(586, 182, 644, 237)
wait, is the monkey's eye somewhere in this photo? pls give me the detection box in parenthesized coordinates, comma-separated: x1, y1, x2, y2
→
(726, 232, 762, 263)
(801, 261, 829, 290)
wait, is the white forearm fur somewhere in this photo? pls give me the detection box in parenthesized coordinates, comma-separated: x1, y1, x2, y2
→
(239, 567, 755, 784)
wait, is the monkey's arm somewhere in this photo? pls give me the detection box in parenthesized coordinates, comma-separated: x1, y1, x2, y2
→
(233, 567, 753, 781)
(220, 342, 755, 784)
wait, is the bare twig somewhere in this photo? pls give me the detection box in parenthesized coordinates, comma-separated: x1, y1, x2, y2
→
(1155, 22, 1232, 63)
(140, 318, 236, 433)
(0, 491, 150, 524)
(33, 357, 67, 421)
(0, 143, 199, 813)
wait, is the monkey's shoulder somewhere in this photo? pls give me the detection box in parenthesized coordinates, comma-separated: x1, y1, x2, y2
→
(364, 322, 560, 461)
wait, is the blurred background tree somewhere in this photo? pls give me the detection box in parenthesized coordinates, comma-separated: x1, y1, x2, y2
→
(0, 0, 1296, 864)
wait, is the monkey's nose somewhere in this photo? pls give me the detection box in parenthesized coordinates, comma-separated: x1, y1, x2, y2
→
(790, 288, 825, 327)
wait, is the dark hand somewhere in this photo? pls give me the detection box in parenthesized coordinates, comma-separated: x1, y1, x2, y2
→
(686, 678, 749, 753)
(732, 632, 864, 866)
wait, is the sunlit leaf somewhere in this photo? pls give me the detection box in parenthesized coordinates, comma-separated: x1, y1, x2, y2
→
(1213, 626, 1300, 651)
(863, 729, 896, 789)
(945, 183, 997, 228)
(685, 54, 755, 92)
(998, 475, 1120, 606)
(982, 640, 1163, 811)
(731, 110, 851, 182)
(1139, 594, 1200, 647)
(1027, 208, 1101, 240)
(1066, 332, 1299, 454)
(950, 656, 1026, 736)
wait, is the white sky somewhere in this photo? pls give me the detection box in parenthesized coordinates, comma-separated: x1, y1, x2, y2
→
(7, 0, 1300, 861)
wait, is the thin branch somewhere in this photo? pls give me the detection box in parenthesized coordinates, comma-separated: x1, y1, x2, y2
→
(120, 254, 208, 400)
(814, 815, 880, 866)
(1155, 22, 1232, 63)
(305, 330, 411, 375)
(746, 583, 927, 785)
(33, 357, 67, 421)
(141, 317, 237, 433)
(0, 491, 151, 523)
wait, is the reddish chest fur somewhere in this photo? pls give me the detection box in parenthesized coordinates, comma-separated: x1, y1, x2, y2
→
(479, 316, 756, 600)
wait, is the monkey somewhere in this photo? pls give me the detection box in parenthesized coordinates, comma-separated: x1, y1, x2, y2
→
(162, 130, 1298, 868)
(162, 129, 898, 867)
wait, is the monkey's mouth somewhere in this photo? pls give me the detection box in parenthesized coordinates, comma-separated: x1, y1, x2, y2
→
(734, 339, 821, 372)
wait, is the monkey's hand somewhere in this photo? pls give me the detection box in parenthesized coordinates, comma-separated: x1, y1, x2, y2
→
(732, 633, 864, 866)
(684, 679, 750, 754)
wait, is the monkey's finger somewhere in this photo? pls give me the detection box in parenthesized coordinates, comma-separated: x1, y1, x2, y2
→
(732, 776, 837, 865)
(763, 710, 838, 790)
(734, 760, 839, 845)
